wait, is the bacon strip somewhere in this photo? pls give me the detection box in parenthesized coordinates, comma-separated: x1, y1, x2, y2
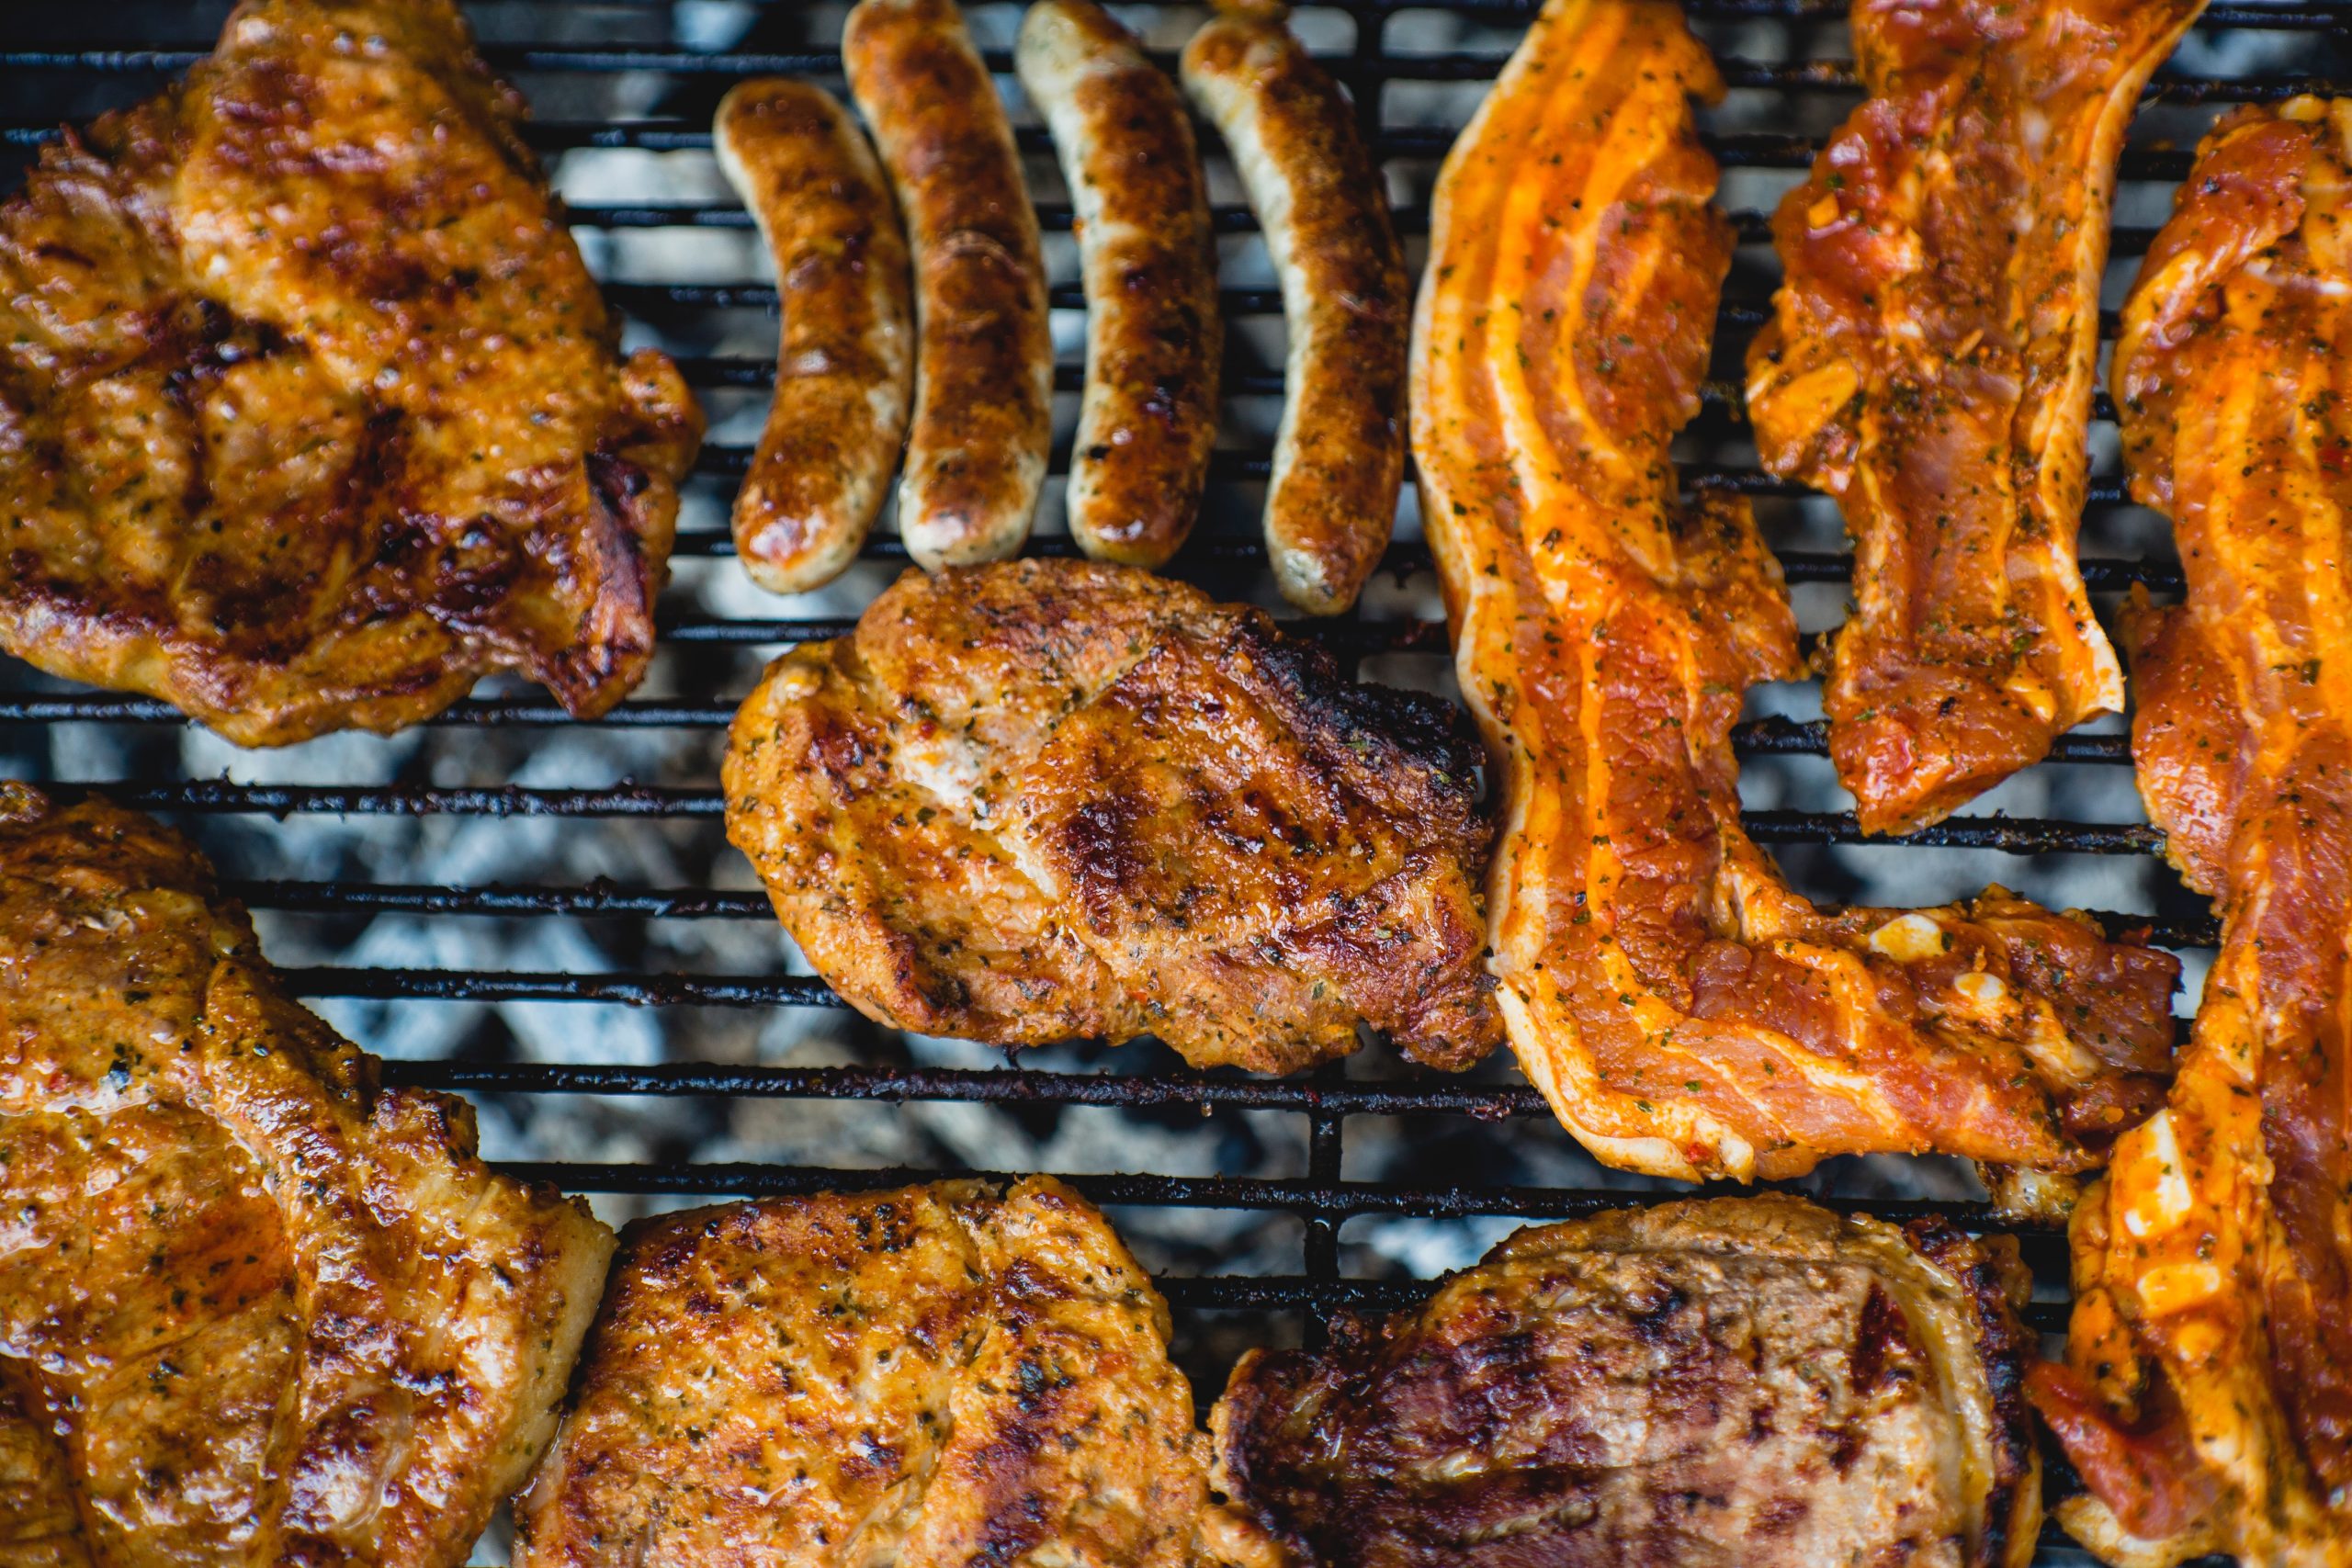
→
(2030, 98, 2352, 1568)
(1413, 0, 2179, 1187)
(1747, 0, 2204, 835)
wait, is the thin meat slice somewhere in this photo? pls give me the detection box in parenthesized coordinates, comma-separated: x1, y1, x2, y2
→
(1413, 0, 2180, 1189)
(2029, 98, 2352, 1568)
(1019, 0, 1222, 569)
(1747, 0, 2204, 834)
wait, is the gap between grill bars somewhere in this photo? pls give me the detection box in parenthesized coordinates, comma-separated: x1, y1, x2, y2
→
(0, 4, 2338, 1562)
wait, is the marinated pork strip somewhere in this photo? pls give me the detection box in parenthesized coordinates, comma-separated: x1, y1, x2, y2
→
(843, 0, 1052, 569)
(1204, 1195, 2041, 1568)
(1018, 0, 1221, 569)
(1412, 0, 2179, 1187)
(715, 81, 912, 594)
(2028, 99, 2352, 1568)
(1182, 12, 1408, 615)
(1747, 0, 2204, 835)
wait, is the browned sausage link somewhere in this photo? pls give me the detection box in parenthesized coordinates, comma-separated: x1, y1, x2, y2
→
(1182, 13, 1408, 615)
(844, 0, 1052, 570)
(715, 81, 912, 595)
(1016, 0, 1221, 569)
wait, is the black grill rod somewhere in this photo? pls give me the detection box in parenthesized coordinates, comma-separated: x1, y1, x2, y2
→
(6, 42, 2334, 85)
(672, 355, 2127, 424)
(88, 781, 2172, 854)
(558, 202, 2182, 243)
(0, 694, 2153, 770)
(232, 880, 2215, 945)
(492, 1159, 2078, 1237)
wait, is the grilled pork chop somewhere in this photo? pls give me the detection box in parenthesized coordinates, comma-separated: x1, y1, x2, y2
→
(723, 558, 1500, 1074)
(0, 0, 702, 746)
(515, 1177, 1211, 1568)
(1747, 0, 2203, 833)
(2029, 99, 2352, 1568)
(1204, 1195, 2041, 1568)
(0, 784, 614, 1566)
(1411, 0, 2179, 1188)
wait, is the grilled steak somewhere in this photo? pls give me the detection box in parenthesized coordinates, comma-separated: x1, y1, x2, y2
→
(1205, 1195, 2041, 1568)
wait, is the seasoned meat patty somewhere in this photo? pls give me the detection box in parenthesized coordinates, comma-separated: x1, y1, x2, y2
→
(1205, 1195, 2041, 1568)
(0, 784, 614, 1566)
(723, 558, 1500, 1074)
(515, 1177, 1210, 1568)
(0, 0, 702, 745)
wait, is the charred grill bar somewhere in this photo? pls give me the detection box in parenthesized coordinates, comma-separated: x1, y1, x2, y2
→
(0, 3, 2339, 1562)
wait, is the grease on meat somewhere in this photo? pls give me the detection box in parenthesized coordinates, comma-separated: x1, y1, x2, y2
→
(0, 0, 702, 746)
(1412, 0, 2180, 1185)
(723, 558, 1499, 1074)
(0, 784, 614, 1567)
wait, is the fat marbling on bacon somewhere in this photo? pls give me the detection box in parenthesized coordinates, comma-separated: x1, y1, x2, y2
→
(1747, 0, 2205, 834)
(1411, 0, 2180, 1190)
(2029, 98, 2352, 1568)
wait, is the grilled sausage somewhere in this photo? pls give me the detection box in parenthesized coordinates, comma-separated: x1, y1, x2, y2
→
(1017, 0, 1222, 568)
(1182, 11, 1408, 615)
(714, 81, 913, 594)
(844, 0, 1052, 570)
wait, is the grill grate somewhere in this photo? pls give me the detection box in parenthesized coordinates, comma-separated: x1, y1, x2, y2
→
(1, 2, 2342, 1561)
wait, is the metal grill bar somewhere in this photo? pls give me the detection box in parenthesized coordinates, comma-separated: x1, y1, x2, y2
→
(104, 778, 2171, 854)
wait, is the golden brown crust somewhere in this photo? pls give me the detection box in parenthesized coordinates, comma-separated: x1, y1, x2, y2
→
(1182, 14, 1407, 615)
(0, 0, 703, 747)
(844, 0, 1051, 570)
(1747, 0, 2203, 834)
(2029, 98, 2352, 1568)
(1411, 0, 2179, 1184)
(514, 1177, 1209, 1568)
(1208, 1195, 2041, 1568)
(0, 783, 614, 1567)
(1019, 0, 1222, 569)
(721, 558, 1500, 1073)
(716, 80, 913, 594)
